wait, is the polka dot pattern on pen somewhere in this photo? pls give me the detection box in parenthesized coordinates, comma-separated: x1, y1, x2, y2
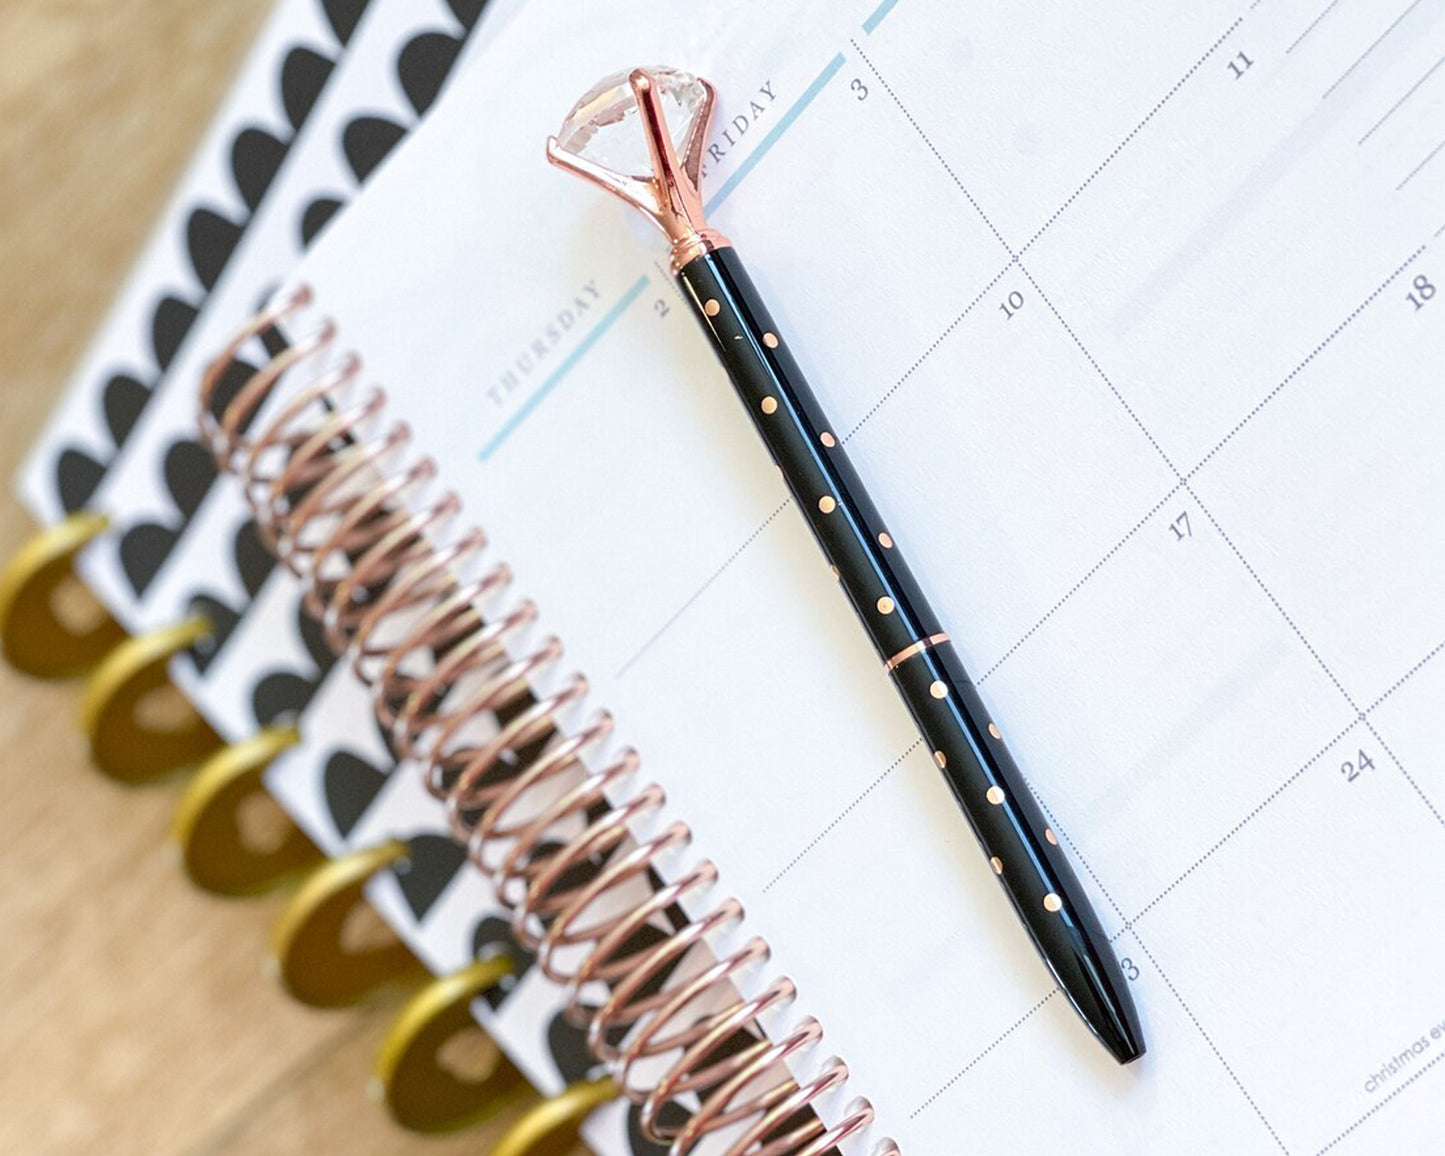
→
(674, 249, 1137, 1057)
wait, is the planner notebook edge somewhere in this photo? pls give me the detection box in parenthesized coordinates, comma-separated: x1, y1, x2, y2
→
(196, 291, 893, 1154)
(12, 0, 371, 527)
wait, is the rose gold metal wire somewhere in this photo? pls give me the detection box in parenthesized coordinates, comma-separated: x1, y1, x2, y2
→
(311, 484, 461, 652)
(198, 283, 312, 462)
(443, 672, 588, 820)
(378, 589, 528, 752)
(635, 977, 797, 1131)
(418, 636, 563, 801)
(240, 373, 383, 523)
(198, 308, 889, 1156)
(348, 528, 490, 685)
(559, 860, 720, 1027)
(510, 783, 667, 952)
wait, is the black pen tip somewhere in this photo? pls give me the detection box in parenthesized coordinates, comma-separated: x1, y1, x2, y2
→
(1109, 1029, 1147, 1066)
(1095, 992, 1147, 1066)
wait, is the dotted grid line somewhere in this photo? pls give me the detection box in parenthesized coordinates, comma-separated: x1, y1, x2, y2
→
(851, 39, 1015, 255)
(1017, 265, 1183, 474)
(1187, 493, 1358, 708)
(1184, 246, 1428, 480)
(1133, 936, 1293, 1154)
(1126, 719, 1356, 925)
(1360, 717, 1445, 828)
(761, 738, 921, 892)
(1366, 635, 1445, 711)
(614, 7, 1247, 673)
(976, 486, 1181, 683)
(614, 500, 791, 677)
(1042, 785, 1288, 1152)
(854, 17, 1436, 1148)
(1315, 1049, 1445, 1154)
(909, 991, 1058, 1118)
(842, 261, 1011, 441)
(1015, 15, 1244, 258)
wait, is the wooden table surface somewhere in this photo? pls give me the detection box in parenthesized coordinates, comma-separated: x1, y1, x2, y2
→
(0, 3, 551, 1152)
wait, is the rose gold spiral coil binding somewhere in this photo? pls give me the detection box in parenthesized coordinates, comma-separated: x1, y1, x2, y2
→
(201, 291, 896, 1156)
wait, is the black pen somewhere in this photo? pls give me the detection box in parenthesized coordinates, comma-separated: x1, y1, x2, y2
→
(547, 66, 1144, 1065)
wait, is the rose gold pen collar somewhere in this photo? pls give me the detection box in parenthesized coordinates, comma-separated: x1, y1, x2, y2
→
(885, 633, 951, 671)
(546, 68, 730, 272)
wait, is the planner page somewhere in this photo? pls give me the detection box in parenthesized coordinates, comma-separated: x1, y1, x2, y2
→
(278, 0, 1445, 1151)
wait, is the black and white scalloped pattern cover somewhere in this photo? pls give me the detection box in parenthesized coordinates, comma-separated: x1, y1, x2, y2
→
(13, 0, 388, 526)
(72, 0, 488, 630)
(54, 0, 587, 1120)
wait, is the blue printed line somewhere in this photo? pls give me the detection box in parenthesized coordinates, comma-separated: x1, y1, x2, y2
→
(705, 53, 847, 214)
(862, 0, 901, 33)
(481, 49, 848, 458)
(479, 274, 649, 462)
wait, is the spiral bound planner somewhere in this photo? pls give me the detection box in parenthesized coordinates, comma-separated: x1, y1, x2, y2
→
(7, 0, 1445, 1153)
(195, 0, 1441, 1152)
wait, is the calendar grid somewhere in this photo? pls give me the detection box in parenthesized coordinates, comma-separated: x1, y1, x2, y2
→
(615, 6, 1255, 683)
(842, 5, 1443, 1146)
(597, 12, 1440, 1137)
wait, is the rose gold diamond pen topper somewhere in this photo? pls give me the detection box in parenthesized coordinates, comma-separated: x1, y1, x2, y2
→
(546, 67, 730, 271)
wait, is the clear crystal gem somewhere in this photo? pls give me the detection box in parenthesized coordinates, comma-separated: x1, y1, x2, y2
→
(557, 66, 705, 179)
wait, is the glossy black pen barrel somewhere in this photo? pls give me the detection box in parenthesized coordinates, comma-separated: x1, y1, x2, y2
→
(677, 246, 1144, 1065)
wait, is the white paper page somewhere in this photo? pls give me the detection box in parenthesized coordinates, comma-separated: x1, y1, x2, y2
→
(14, 0, 373, 525)
(282, 0, 1445, 1151)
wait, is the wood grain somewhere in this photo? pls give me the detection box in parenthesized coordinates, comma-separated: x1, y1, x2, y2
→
(0, 3, 547, 1152)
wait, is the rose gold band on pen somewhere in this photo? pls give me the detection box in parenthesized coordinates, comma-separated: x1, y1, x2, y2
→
(884, 632, 951, 671)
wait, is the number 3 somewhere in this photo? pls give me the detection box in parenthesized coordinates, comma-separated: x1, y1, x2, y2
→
(851, 78, 869, 101)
